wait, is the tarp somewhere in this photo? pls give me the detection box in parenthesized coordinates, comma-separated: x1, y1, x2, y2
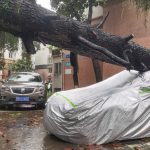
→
(44, 70, 150, 144)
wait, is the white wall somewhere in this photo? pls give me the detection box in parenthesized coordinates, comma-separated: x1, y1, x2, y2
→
(84, 6, 103, 19)
(92, 6, 103, 19)
(31, 44, 52, 66)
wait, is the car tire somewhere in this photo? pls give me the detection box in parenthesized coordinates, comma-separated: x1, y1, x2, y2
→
(5, 105, 13, 110)
(38, 103, 45, 109)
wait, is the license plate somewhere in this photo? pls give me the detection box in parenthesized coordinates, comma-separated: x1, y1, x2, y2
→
(16, 97, 29, 101)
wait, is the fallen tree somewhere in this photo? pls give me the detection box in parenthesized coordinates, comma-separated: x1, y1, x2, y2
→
(0, 0, 150, 72)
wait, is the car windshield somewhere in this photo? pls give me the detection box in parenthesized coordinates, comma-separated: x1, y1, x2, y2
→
(8, 73, 42, 82)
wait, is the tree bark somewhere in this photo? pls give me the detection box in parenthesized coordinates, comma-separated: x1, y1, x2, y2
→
(70, 52, 79, 87)
(92, 58, 102, 82)
(88, 0, 102, 82)
(0, 0, 150, 72)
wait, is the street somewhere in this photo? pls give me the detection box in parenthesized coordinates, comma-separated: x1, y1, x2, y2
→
(0, 109, 77, 150)
(0, 109, 150, 150)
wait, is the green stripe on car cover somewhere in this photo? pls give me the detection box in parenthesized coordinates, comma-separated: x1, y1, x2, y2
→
(139, 87, 150, 94)
(55, 93, 77, 108)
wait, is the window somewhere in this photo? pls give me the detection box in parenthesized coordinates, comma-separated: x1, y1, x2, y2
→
(9, 52, 13, 58)
(54, 63, 61, 75)
(8, 73, 42, 82)
(49, 67, 52, 73)
(48, 57, 53, 64)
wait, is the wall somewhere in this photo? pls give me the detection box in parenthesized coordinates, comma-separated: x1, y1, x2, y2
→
(52, 54, 63, 91)
(63, 50, 74, 90)
(103, 0, 150, 79)
(32, 44, 53, 83)
(3, 59, 14, 78)
(32, 44, 50, 66)
(63, 51, 97, 90)
(78, 56, 96, 87)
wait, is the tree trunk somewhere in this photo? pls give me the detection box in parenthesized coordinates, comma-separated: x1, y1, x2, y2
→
(0, 0, 150, 72)
(88, 0, 102, 82)
(70, 52, 79, 87)
(92, 59, 102, 82)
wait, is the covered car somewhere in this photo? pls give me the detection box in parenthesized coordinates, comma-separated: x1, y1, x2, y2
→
(44, 70, 150, 144)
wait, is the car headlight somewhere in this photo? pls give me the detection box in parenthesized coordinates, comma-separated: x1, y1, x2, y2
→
(1, 85, 10, 92)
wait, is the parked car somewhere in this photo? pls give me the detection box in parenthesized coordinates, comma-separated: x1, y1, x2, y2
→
(44, 70, 150, 144)
(0, 72, 47, 108)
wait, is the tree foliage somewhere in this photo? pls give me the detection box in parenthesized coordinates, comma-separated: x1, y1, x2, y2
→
(8, 53, 33, 72)
(0, 50, 5, 70)
(0, 32, 18, 51)
(50, 0, 107, 21)
(50, 0, 150, 18)
(133, 0, 150, 13)
(0, 32, 18, 70)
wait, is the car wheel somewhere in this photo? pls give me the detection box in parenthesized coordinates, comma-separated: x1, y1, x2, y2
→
(38, 103, 45, 109)
(5, 105, 13, 110)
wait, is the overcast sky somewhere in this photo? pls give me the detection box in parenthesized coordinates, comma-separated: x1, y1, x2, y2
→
(36, 0, 51, 10)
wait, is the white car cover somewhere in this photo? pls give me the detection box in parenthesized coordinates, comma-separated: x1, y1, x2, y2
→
(44, 70, 150, 144)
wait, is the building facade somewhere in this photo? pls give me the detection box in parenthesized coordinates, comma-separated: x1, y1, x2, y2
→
(0, 39, 22, 79)
(31, 44, 53, 82)
(51, 50, 97, 91)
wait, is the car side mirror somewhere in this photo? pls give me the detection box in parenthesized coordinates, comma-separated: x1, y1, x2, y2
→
(42, 81, 46, 85)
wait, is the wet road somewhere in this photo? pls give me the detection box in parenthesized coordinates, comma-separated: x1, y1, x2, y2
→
(0, 109, 78, 150)
(0, 109, 150, 150)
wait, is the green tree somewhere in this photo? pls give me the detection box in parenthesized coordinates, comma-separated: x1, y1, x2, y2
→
(0, 31, 19, 71)
(8, 53, 33, 72)
(51, 0, 107, 21)
(0, 32, 18, 53)
(8, 41, 33, 72)
(133, 0, 150, 13)
(50, 0, 150, 19)
(0, 50, 5, 70)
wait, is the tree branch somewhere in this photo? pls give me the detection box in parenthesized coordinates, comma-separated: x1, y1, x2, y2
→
(97, 12, 109, 29)
(22, 36, 36, 54)
(87, 0, 93, 24)
(0, 0, 150, 72)
(77, 36, 130, 67)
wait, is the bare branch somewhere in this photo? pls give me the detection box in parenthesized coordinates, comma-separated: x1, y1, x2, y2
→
(87, 0, 93, 24)
(140, 62, 149, 72)
(77, 36, 130, 67)
(123, 49, 132, 63)
(97, 12, 109, 29)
